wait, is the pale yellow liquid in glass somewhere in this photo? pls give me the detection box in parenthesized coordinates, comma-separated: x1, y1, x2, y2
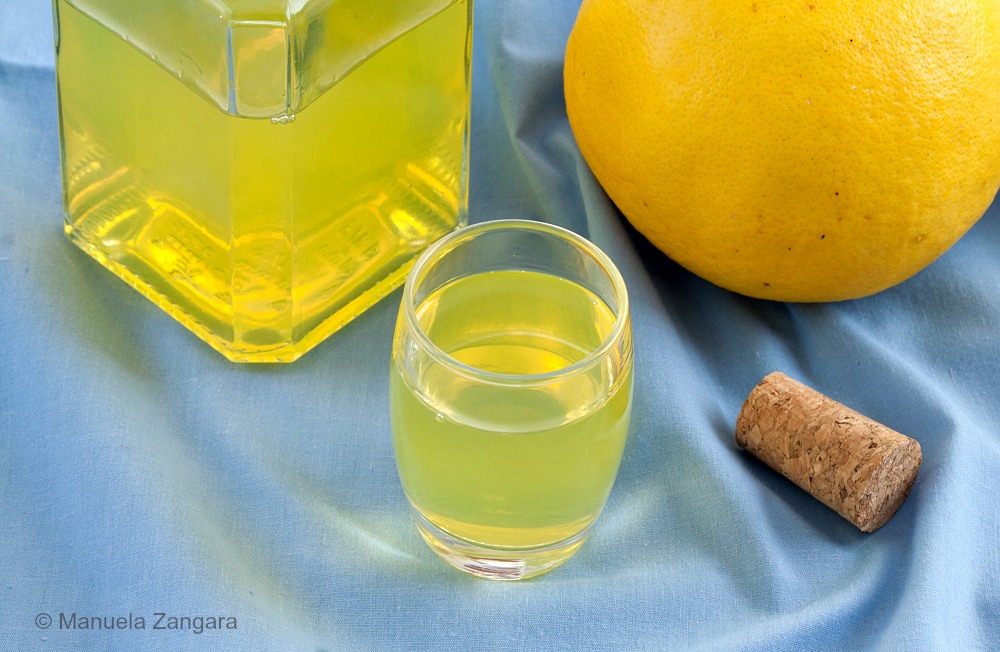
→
(391, 270, 633, 549)
(55, 0, 471, 361)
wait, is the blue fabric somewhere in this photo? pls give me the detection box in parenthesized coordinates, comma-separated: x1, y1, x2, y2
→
(3, 2, 1000, 650)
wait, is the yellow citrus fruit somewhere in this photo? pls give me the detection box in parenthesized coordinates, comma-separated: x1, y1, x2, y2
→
(564, 0, 1000, 301)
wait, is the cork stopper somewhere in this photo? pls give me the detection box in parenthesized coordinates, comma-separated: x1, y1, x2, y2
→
(735, 372, 921, 532)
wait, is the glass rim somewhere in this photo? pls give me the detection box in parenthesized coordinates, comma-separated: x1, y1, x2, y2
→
(401, 219, 631, 386)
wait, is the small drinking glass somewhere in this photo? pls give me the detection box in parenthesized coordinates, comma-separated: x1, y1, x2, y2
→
(389, 219, 633, 580)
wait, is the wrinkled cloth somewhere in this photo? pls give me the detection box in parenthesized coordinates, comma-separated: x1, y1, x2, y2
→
(2, 2, 999, 650)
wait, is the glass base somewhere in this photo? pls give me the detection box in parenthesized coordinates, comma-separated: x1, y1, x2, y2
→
(411, 510, 592, 581)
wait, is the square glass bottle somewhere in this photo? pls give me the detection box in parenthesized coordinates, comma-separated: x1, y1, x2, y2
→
(53, 0, 473, 361)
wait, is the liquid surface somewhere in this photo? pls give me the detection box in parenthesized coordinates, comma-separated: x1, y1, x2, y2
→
(55, 0, 471, 361)
(391, 270, 633, 549)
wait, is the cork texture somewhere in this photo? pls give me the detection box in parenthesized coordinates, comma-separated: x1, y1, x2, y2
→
(736, 372, 921, 532)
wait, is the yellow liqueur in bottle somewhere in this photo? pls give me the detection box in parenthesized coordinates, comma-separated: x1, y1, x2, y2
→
(54, 0, 473, 361)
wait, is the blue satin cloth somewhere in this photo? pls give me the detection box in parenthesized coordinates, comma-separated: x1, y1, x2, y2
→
(3, 2, 999, 650)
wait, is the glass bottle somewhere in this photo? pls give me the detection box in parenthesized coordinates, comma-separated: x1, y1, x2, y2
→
(53, 0, 473, 361)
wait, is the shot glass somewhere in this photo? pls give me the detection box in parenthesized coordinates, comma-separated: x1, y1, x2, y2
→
(389, 219, 633, 580)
